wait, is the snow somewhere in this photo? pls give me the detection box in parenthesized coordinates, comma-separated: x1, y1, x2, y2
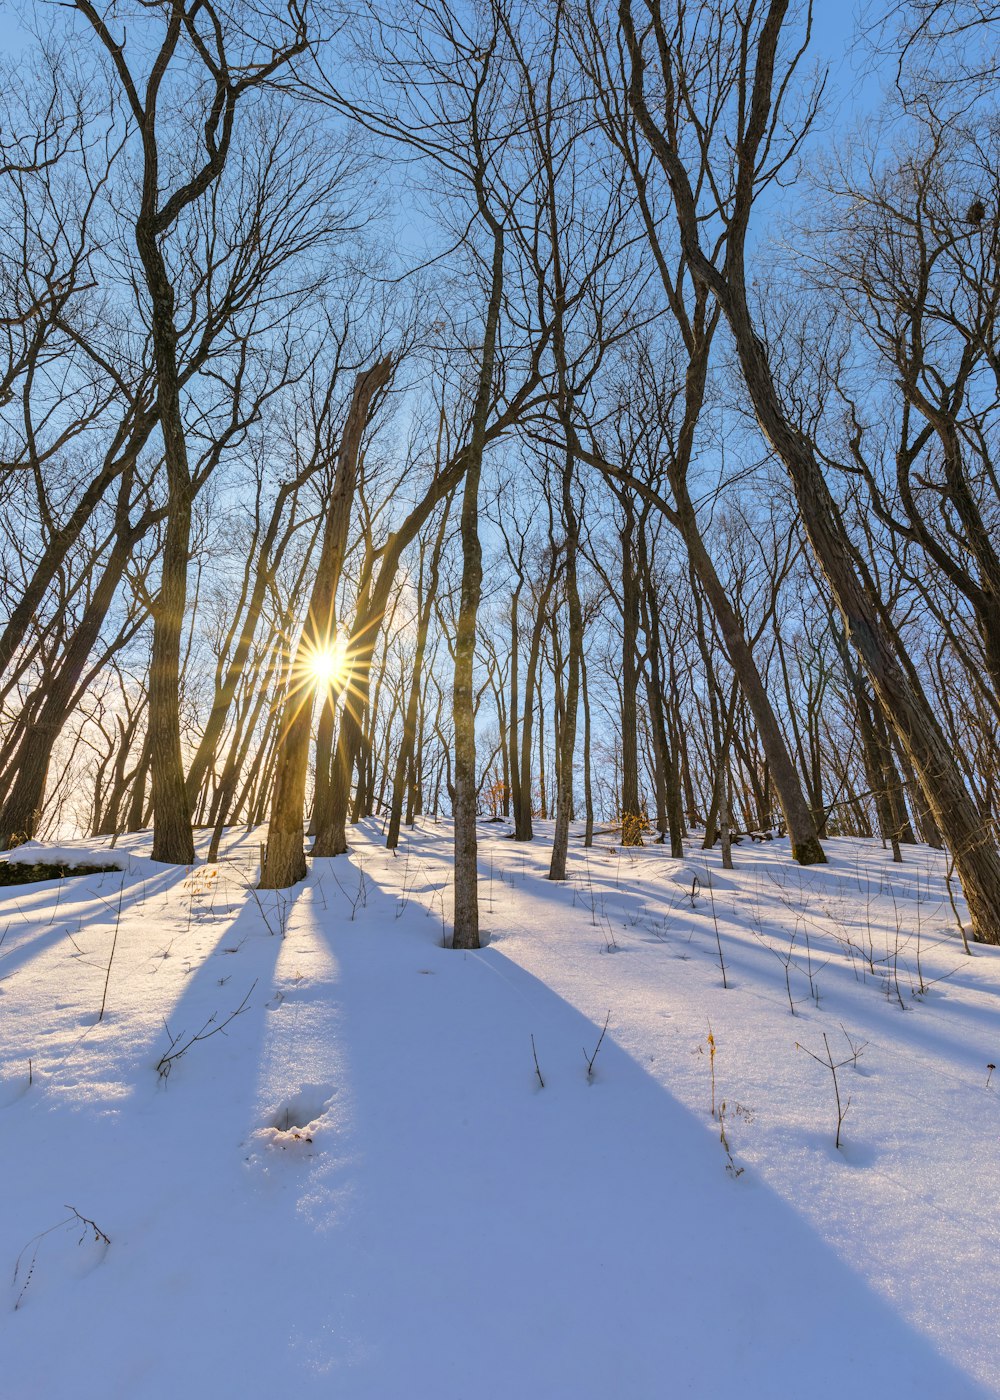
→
(3, 840, 126, 867)
(1, 822, 997, 1397)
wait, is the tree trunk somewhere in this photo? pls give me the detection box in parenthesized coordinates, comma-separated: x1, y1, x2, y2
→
(728, 295, 1000, 936)
(135, 187, 197, 866)
(260, 357, 393, 888)
(619, 500, 642, 844)
(388, 506, 449, 849)
(673, 480, 825, 863)
(581, 649, 595, 848)
(452, 216, 505, 950)
(549, 452, 583, 881)
(515, 564, 557, 841)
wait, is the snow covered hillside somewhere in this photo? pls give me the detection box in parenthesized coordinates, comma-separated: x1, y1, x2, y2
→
(1, 822, 997, 1398)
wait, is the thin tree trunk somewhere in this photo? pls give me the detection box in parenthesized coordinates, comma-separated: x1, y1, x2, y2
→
(580, 649, 595, 848)
(515, 562, 558, 841)
(452, 210, 505, 950)
(620, 499, 642, 843)
(549, 451, 583, 880)
(388, 505, 449, 849)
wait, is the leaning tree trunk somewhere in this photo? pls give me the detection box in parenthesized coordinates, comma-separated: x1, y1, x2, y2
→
(185, 473, 317, 811)
(724, 292, 1000, 940)
(260, 357, 394, 889)
(669, 471, 825, 864)
(311, 452, 476, 858)
(0, 536, 133, 848)
(96, 703, 146, 836)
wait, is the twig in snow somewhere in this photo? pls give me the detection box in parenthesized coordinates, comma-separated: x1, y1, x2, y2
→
(13, 1206, 111, 1310)
(796, 1031, 861, 1149)
(155, 979, 257, 1078)
(704, 874, 728, 988)
(330, 866, 367, 921)
(583, 1011, 611, 1079)
(718, 1102, 743, 1178)
(839, 1024, 868, 1066)
(97, 876, 126, 1024)
(245, 881, 287, 938)
(530, 1033, 545, 1089)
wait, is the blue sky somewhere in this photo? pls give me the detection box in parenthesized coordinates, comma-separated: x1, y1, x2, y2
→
(0, 0, 31, 55)
(1, 2, 880, 113)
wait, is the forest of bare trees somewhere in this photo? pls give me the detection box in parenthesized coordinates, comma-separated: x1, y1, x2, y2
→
(3, 0, 1000, 945)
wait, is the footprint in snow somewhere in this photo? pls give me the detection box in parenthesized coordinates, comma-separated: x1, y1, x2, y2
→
(250, 1083, 337, 1156)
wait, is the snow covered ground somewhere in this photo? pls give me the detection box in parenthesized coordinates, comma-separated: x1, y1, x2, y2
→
(1, 820, 997, 1398)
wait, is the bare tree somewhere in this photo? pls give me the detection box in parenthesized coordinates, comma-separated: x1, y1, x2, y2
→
(616, 0, 1000, 942)
(76, 0, 311, 863)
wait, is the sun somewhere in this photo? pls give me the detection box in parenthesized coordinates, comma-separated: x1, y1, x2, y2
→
(300, 634, 349, 691)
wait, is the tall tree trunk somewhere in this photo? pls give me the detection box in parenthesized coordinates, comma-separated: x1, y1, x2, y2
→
(135, 172, 197, 865)
(580, 649, 595, 848)
(515, 563, 558, 841)
(388, 506, 449, 849)
(549, 452, 583, 880)
(452, 216, 505, 950)
(619, 499, 642, 843)
(508, 583, 523, 828)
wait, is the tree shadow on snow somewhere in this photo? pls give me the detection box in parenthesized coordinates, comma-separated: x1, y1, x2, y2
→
(298, 869, 992, 1400)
